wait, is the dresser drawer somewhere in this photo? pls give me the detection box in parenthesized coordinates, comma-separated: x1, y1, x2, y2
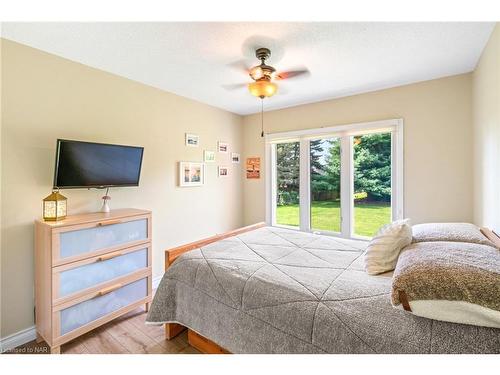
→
(54, 245, 150, 300)
(57, 277, 148, 336)
(53, 215, 150, 264)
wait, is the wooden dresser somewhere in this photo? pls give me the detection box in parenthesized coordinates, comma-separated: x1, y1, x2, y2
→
(34, 208, 152, 354)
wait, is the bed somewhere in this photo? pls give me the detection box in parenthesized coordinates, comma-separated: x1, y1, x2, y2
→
(146, 223, 500, 354)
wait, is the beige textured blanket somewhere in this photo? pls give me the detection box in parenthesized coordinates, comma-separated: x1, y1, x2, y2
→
(392, 241, 500, 312)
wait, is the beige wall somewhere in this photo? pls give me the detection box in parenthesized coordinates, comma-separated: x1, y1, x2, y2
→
(0, 39, 244, 337)
(473, 24, 500, 231)
(242, 74, 473, 226)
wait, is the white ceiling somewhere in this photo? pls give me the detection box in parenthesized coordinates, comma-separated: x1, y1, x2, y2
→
(1, 22, 495, 115)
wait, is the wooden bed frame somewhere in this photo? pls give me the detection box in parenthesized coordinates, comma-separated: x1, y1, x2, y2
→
(163, 222, 266, 354)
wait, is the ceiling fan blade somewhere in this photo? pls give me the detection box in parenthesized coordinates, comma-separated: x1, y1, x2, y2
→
(222, 83, 248, 91)
(227, 59, 252, 74)
(275, 69, 310, 80)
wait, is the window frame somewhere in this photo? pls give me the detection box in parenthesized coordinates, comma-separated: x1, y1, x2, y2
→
(265, 118, 404, 239)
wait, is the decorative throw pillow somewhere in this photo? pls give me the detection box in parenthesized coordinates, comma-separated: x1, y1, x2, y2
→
(364, 219, 412, 275)
(412, 222, 495, 247)
(392, 241, 500, 328)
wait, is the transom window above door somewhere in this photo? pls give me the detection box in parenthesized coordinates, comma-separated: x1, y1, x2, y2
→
(265, 119, 404, 239)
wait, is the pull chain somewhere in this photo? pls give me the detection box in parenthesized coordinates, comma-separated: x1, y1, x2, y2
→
(260, 98, 264, 137)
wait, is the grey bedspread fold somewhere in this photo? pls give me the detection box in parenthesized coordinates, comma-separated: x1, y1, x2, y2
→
(147, 226, 500, 353)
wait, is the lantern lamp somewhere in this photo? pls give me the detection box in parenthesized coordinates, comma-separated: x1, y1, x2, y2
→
(43, 190, 67, 221)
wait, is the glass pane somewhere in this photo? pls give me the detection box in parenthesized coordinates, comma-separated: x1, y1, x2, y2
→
(353, 132, 392, 237)
(59, 219, 148, 259)
(59, 248, 148, 297)
(310, 138, 341, 232)
(275, 142, 300, 227)
(60, 278, 147, 335)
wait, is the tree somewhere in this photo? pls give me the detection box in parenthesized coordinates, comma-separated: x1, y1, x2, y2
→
(353, 133, 391, 202)
(308, 139, 341, 200)
(276, 142, 300, 205)
(310, 139, 325, 176)
(276, 133, 391, 205)
(324, 138, 341, 195)
(310, 139, 328, 197)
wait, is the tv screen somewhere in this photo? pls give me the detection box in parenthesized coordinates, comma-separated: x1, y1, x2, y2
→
(53, 139, 144, 189)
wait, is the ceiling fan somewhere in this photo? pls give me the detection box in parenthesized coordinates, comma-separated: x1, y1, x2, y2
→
(225, 47, 310, 98)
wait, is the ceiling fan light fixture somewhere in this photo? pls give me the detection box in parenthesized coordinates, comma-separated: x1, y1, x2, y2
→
(249, 66, 264, 80)
(248, 80, 277, 98)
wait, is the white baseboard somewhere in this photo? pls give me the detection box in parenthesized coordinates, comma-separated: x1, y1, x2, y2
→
(0, 325, 36, 353)
(152, 274, 163, 290)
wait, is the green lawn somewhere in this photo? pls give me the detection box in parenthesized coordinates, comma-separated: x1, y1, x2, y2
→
(276, 201, 391, 237)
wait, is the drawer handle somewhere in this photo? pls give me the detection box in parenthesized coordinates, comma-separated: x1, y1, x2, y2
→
(97, 252, 122, 262)
(97, 220, 122, 227)
(98, 283, 122, 296)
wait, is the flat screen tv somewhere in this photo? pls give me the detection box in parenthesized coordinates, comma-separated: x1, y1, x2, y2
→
(53, 139, 144, 189)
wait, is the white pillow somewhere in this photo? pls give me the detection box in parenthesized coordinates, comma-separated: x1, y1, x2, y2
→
(364, 219, 412, 275)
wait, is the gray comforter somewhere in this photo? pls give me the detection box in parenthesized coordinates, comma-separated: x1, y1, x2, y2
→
(147, 226, 500, 353)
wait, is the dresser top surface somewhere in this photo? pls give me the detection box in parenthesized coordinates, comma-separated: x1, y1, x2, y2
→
(36, 208, 151, 228)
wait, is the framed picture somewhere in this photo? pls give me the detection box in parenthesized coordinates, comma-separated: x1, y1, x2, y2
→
(179, 162, 204, 187)
(204, 150, 215, 163)
(218, 141, 229, 153)
(218, 166, 229, 177)
(246, 157, 260, 179)
(185, 133, 199, 147)
(231, 152, 240, 163)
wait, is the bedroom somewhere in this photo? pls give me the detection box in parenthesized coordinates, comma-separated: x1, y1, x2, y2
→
(1, 0, 499, 372)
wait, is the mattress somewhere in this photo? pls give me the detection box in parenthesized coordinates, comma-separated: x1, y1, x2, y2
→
(146, 226, 500, 353)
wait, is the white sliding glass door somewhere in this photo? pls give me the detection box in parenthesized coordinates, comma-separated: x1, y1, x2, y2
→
(267, 119, 403, 239)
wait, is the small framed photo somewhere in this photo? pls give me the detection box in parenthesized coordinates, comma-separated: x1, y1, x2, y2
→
(218, 166, 229, 177)
(218, 141, 228, 153)
(179, 162, 204, 187)
(204, 150, 215, 163)
(185, 133, 199, 147)
(231, 152, 240, 163)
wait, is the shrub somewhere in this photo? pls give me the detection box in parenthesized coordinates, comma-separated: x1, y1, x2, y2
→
(354, 191, 368, 201)
(277, 190, 299, 206)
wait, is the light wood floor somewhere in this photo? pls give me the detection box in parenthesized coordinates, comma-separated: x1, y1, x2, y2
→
(8, 308, 199, 354)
